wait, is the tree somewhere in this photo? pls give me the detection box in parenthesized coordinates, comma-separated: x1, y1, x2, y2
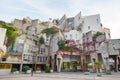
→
(93, 32, 103, 41)
(39, 36, 45, 44)
(38, 36, 45, 55)
(57, 40, 65, 49)
(0, 21, 21, 51)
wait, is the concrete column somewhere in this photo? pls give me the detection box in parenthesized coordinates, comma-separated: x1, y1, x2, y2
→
(57, 58, 62, 72)
(20, 63, 23, 72)
(51, 55, 55, 71)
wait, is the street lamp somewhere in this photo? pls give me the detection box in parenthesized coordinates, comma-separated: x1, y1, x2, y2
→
(31, 54, 37, 77)
(31, 55, 34, 77)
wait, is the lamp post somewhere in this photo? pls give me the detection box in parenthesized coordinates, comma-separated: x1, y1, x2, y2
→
(31, 62, 34, 76)
(31, 55, 34, 77)
(31, 53, 37, 77)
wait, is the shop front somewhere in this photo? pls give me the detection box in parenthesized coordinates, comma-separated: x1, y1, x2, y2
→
(61, 55, 81, 72)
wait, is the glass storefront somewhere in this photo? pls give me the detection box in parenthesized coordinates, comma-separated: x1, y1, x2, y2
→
(61, 62, 81, 72)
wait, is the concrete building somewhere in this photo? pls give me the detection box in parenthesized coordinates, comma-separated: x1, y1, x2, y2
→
(108, 39, 120, 72)
(0, 27, 7, 61)
(1, 12, 118, 74)
(1, 18, 52, 72)
(0, 27, 9, 75)
(56, 12, 112, 72)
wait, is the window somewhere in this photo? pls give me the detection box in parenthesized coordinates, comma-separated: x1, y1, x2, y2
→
(40, 48, 46, 54)
(66, 35, 67, 38)
(76, 34, 77, 39)
(33, 56, 35, 61)
(37, 56, 39, 62)
(88, 26, 90, 29)
(43, 57, 45, 62)
(40, 57, 42, 62)
(46, 34, 49, 37)
(46, 38, 49, 41)
(78, 16, 80, 20)
(70, 34, 72, 39)
(96, 19, 99, 24)
(82, 21, 84, 24)
(45, 57, 48, 62)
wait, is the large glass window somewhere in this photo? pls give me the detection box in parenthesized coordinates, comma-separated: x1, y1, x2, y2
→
(40, 48, 46, 54)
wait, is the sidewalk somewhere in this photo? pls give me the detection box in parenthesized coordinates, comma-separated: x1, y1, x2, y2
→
(0, 72, 120, 80)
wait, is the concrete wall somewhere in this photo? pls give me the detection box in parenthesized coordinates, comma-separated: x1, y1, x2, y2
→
(0, 69, 11, 75)
(58, 15, 67, 30)
(64, 30, 82, 44)
(74, 12, 82, 27)
(103, 28, 111, 40)
(108, 39, 120, 55)
(0, 28, 6, 46)
(82, 14, 102, 33)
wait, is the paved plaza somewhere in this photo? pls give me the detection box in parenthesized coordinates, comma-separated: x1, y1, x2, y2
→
(0, 72, 120, 80)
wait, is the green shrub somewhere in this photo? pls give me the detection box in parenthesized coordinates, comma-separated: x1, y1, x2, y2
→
(11, 68, 17, 72)
(45, 64, 51, 73)
(45, 68, 51, 73)
(22, 65, 30, 73)
(36, 67, 41, 71)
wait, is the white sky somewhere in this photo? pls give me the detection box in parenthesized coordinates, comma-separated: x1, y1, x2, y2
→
(0, 0, 120, 39)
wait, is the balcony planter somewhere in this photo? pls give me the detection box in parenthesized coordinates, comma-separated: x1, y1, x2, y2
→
(12, 68, 19, 74)
(84, 72, 90, 75)
(26, 70, 31, 74)
(97, 72, 102, 77)
(106, 70, 112, 75)
(50, 69, 53, 73)
(35, 67, 41, 74)
(13, 71, 19, 74)
(36, 70, 41, 74)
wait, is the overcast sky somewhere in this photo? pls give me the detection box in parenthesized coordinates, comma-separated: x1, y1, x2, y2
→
(0, 0, 120, 39)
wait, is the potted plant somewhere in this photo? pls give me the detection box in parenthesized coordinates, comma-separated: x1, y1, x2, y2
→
(88, 63, 94, 73)
(50, 68, 53, 73)
(45, 64, 51, 73)
(22, 65, 30, 74)
(11, 68, 18, 74)
(84, 61, 90, 75)
(36, 67, 41, 73)
(95, 61, 102, 77)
